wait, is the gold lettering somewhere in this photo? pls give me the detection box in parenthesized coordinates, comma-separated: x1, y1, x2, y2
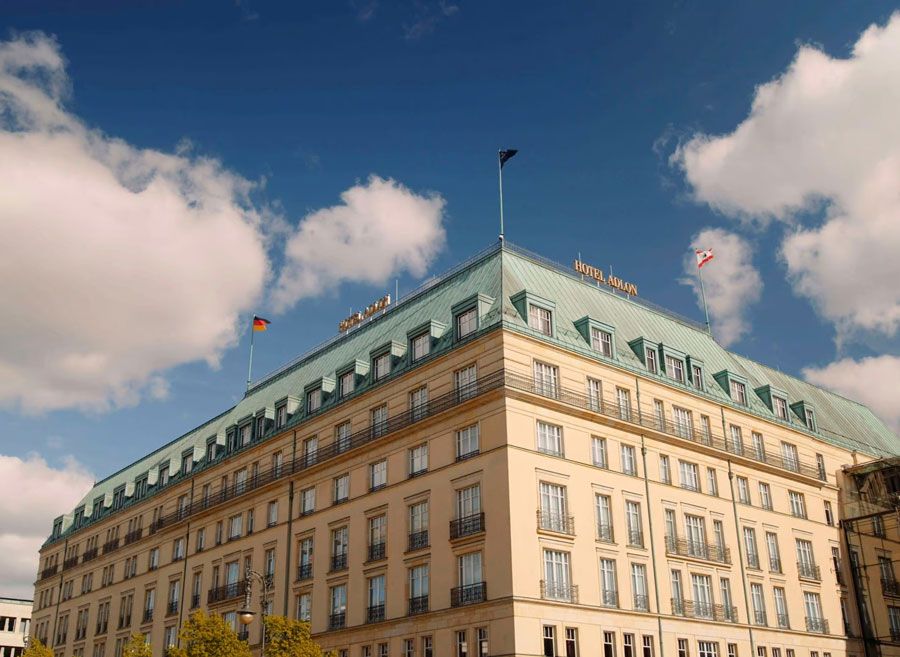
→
(573, 259, 638, 297)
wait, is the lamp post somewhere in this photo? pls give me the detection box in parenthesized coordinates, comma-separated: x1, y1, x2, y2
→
(238, 570, 272, 656)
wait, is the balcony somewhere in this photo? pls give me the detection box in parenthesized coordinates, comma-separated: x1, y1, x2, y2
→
(540, 580, 578, 603)
(600, 589, 619, 608)
(167, 601, 178, 616)
(63, 556, 79, 570)
(627, 530, 644, 548)
(633, 595, 649, 611)
(40, 565, 58, 580)
(891, 629, 900, 643)
(884, 578, 900, 597)
(328, 612, 346, 630)
(769, 558, 782, 573)
(102, 538, 120, 554)
(82, 548, 98, 563)
(776, 613, 790, 629)
(408, 595, 429, 615)
(746, 553, 760, 570)
(665, 536, 730, 564)
(672, 598, 738, 623)
(237, 629, 250, 641)
(297, 563, 313, 581)
(207, 581, 246, 605)
(537, 510, 575, 536)
(142, 609, 153, 624)
(597, 523, 614, 543)
(451, 582, 486, 607)
(368, 542, 386, 562)
(366, 604, 385, 623)
(456, 449, 480, 463)
(408, 530, 429, 551)
(124, 529, 142, 545)
(806, 617, 829, 634)
(797, 561, 821, 581)
(330, 554, 348, 572)
(450, 513, 485, 539)
(191, 594, 200, 609)
(753, 610, 768, 626)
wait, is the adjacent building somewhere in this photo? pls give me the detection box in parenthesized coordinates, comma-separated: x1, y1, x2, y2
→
(0, 597, 32, 657)
(31, 242, 900, 657)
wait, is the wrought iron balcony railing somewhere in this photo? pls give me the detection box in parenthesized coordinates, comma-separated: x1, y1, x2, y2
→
(540, 580, 578, 603)
(754, 610, 767, 626)
(368, 542, 386, 562)
(776, 613, 790, 629)
(597, 523, 614, 543)
(297, 563, 313, 581)
(207, 581, 246, 605)
(746, 553, 760, 569)
(769, 558, 782, 573)
(366, 604, 385, 623)
(82, 547, 99, 563)
(166, 601, 178, 616)
(408, 595, 429, 615)
(142, 609, 153, 624)
(627, 529, 644, 548)
(408, 530, 429, 551)
(450, 513, 485, 539)
(102, 538, 120, 554)
(451, 582, 486, 607)
(671, 598, 738, 623)
(806, 617, 829, 634)
(39, 564, 58, 580)
(330, 554, 348, 572)
(124, 529, 142, 545)
(191, 594, 200, 609)
(884, 578, 900, 596)
(600, 589, 619, 608)
(538, 510, 575, 535)
(665, 535, 731, 564)
(328, 612, 346, 630)
(633, 594, 649, 611)
(63, 556, 79, 570)
(797, 561, 821, 581)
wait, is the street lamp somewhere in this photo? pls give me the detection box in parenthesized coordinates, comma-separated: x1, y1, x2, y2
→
(238, 569, 272, 655)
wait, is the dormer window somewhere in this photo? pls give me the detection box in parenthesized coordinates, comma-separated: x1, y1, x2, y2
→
(339, 371, 354, 398)
(307, 387, 322, 413)
(373, 352, 390, 380)
(730, 380, 746, 405)
(205, 440, 217, 463)
(275, 404, 287, 428)
(773, 396, 788, 421)
(411, 332, 430, 361)
(158, 465, 169, 487)
(529, 304, 553, 336)
(457, 307, 477, 339)
(135, 476, 148, 499)
(665, 355, 685, 383)
(804, 408, 816, 431)
(239, 423, 251, 447)
(92, 497, 103, 517)
(691, 364, 703, 390)
(112, 487, 126, 510)
(52, 519, 63, 538)
(181, 453, 193, 475)
(255, 415, 267, 438)
(591, 327, 613, 357)
(646, 350, 658, 374)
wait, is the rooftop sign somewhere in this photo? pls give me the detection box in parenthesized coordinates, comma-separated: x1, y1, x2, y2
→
(339, 294, 391, 333)
(573, 259, 638, 296)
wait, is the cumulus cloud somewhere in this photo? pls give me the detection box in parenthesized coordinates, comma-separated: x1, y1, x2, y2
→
(0, 454, 94, 597)
(680, 228, 762, 347)
(803, 355, 900, 433)
(272, 175, 446, 311)
(672, 13, 900, 338)
(0, 32, 271, 413)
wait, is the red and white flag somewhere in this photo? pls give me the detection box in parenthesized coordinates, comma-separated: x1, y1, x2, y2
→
(695, 248, 714, 269)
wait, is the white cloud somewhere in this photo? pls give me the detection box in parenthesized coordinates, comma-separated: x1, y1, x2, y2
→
(803, 355, 900, 433)
(680, 228, 762, 347)
(0, 32, 271, 413)
(0, 454, 94, 598)
(272, 175, 447, 311)
(672, 13, 900, 338)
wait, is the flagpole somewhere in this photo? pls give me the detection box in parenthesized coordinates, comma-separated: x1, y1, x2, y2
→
(246, 317, 255, 391)
(498, 151, 505, 242)
(698, 265, 712, 336)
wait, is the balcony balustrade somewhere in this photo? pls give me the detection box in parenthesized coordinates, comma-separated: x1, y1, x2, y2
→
(538, 510, 575, 536)
(671, 598, 738, 623)
(450, 513, 485, 539)
(540, 580, 578, 603)
(366, 604, 385, 623)
(665, 535, 730, 564)
(805, 617, 829, 634)
(368, 542, 386, 562)
(797, 561, 821, 581)
(451, 582, 486, 607)
(408, 530, 429, 551)
(408, 595, 429, 615)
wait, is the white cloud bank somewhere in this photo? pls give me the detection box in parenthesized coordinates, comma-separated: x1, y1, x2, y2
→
(673, 12, 900, 338)
(803, 355, 900, 433)
(0, 32, 448, 413)
(273, 175, 446, 311)
(680, 228, 762, 347)
(0, 454, 94, 598)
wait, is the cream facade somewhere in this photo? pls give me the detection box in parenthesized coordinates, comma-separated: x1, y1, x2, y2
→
(0, 597, 31, 657)
(31, 243, 898, 657)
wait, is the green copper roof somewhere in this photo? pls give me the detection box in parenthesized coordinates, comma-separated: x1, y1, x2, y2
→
(49, 240, 899, 544)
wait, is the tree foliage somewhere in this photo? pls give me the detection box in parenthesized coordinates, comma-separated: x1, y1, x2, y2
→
(264, 616, 331, 657)
(22, 638, 53, 657)
(122, 633, 152, 657)
(166, 610, 252, 657)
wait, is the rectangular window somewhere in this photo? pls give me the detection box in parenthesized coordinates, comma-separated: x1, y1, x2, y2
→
(730, 380, 747, 404)
(456, 424, 480, 460)
(624, 634, 635, 657)
(529, 305, 553, 335)
(596, 494, 613, 542)
(457, 307, 477, 339)
(477, 628, 489, 657)
(673, 407, 693, 439)
(565, 628, 577, 657)
(599, 558, 618, 606)
(665, 355, 685, 383)
(698, 643, 719, 657)
(371, 404, 388, 437)
(736, 476, 750, 504)
(410, 386, 429, 420)
(654, 399, 665, 430)
(743, 527, 759, 568)
(789, 491, 807, 518)
(678, 640, 689, 657)
(646, 349, 658, 374)
(766, 532, 782, 572)
(275, 404, 287, 428)
(456, 631, 468, 657)
(370, 460, 387, 491)
(588, 378, 603, 411)
(805, 408, 816, 431)
(306, 388, 321, 413)
(617, 387, 632, 420)
(592, 437, 608, 468)
(773, 395, 788, 420)
(751, 432, 765, 460)
(228, 514, 242, 540)
(774, 587, 789, 628)
(707, 468, 718, 496)
(759, 482, 772, 510)
(267, 501, 278, 527)
(621, 444, 637, 476)
(781, 442, 799, 472)
(333, 474, 350, 503)
(699, 415, 712, 444)
(660, 455, 671, 484)
(691, 365, 703, 390)
(411, 332, 430, 361)
(543, 626, 556, 657)
(455, 364, 477, 400)
(533, 361, 560, 397)
(824, 501, 834, 526)
(542, 550, 572, 600)
(409, 444, 428, 476)
(300, 487, 315, 515)
(679, 461, 700, 491)
(537, 421, 564, 457)
(373, 352, 390, 380)
(592, 327, 613, 357)
(632, 563, 648, 610)
(603, 632, 616, 657)
(728, 425, 744, 453)
(626, 501, 643, 547)
(539, 482, 569, 533)
(750, 582, 766, 625)
(457, 484, 482, 519)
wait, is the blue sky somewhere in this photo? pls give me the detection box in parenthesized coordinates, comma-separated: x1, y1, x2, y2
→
(2, 1, 899, 529)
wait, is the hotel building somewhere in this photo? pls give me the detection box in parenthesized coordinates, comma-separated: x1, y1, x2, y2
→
(31, 242, 900, 657)
(0, 597, 32, 657)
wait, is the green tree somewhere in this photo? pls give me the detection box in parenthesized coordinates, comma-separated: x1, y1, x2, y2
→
(122, 633, 152, 657)
(166, 610, 252, 657)
(22, 638, 53, 657)
(264, 616, 331, 657)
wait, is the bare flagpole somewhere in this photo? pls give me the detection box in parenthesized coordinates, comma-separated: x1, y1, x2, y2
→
(498, 151, 505, 241)
(246, 316, 255, 391)
(698, 264, 712, 336)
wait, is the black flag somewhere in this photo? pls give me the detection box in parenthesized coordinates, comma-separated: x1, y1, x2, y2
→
(499, 149, 518, 168)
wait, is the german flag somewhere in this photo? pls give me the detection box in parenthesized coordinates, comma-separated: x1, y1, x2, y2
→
(252, 316, 271, 332)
